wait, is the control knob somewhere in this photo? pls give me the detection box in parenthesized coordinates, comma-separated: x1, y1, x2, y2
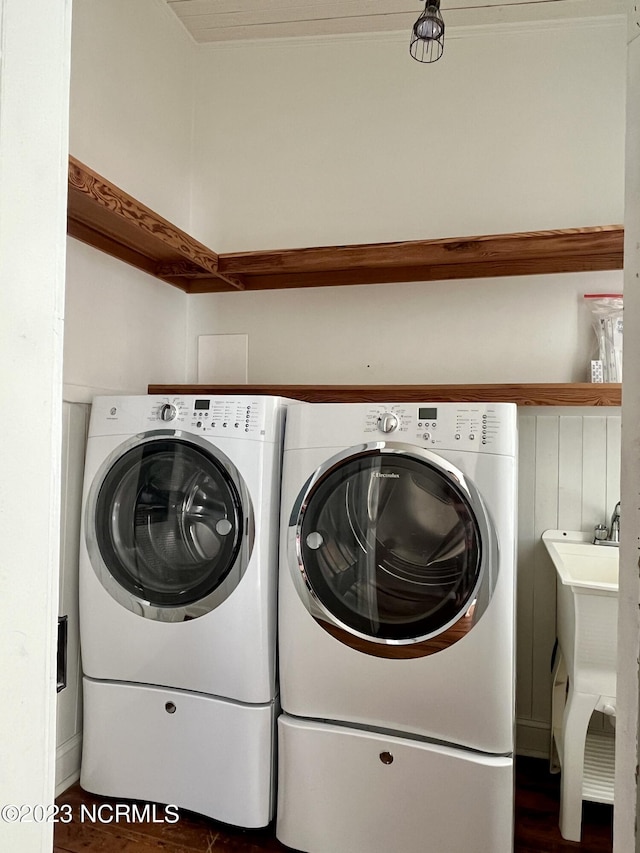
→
(159, 403, 178, 422)
(377, 412, 399, 434)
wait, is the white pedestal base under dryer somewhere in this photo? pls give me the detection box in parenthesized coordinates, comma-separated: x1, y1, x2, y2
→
(277, 401, 517, 852)
(82, 679, 276, 828)
(277, 714, 513, 853)
(79, 394, 290, 826)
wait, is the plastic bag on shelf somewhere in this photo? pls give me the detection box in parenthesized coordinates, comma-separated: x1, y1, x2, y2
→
(584, 293, 623, 383)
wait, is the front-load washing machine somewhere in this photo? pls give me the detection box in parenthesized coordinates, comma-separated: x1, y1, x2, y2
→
(276, 401, 517, 853)
(79, 394, 290, 827)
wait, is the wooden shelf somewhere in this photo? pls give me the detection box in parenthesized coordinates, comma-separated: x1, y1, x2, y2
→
(211, 227, 624, 293)
(67, 157, 624, 293)
(147, 383, 622, 407)
(67, 157, 244, 292)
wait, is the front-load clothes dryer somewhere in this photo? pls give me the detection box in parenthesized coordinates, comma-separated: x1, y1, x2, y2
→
(276, 401, 517, 853)
(79, 394, 291, 827)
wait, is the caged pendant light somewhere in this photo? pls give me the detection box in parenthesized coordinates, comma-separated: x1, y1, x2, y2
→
(410, 0, 445, 63)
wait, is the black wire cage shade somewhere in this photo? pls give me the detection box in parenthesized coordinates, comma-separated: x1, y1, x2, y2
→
(410, 0, 445, 63)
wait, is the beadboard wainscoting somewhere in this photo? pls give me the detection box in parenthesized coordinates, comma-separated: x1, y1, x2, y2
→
(56, 401, 90, 795)
(516, 408, 621, 756)
(54, 402, 621, 788)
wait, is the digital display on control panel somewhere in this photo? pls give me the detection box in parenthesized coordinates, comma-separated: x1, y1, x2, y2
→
(194, 399, 210, 410)
(418, 407, 437, 420)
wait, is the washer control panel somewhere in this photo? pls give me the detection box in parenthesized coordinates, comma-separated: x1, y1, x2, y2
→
(150, 397, 269, 438)
(90, 395, 284, 442)
(362, 403, 516, 455)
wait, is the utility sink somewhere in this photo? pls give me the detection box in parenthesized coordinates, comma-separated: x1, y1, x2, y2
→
(542, 528, 618, 695)
(542, 528, 618, 840)
(542, 530, 618, 593)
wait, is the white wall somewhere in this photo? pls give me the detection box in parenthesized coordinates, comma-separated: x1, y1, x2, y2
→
(65, 0, 195, 403)
(64, 244, 189, 401)
(69, 0, 194, 231)
(191, 21, 625, 253)
(187, 269, 622, 385)
(0, 0, 71, 850)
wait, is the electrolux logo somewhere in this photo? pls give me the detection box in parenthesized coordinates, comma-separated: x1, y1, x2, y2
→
(372, 472, 400, 479)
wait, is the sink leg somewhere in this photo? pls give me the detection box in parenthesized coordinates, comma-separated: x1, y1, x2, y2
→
(559, 689, 598, 842)
(550, 650, 568, 774)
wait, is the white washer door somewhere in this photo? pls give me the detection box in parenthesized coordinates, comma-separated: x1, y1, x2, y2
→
(289, 442, 496, 656)
(86, 430, 254, 621)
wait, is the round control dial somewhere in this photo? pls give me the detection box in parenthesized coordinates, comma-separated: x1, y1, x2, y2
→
(159, 403, 178, 422)
(377, 412, 399, 434)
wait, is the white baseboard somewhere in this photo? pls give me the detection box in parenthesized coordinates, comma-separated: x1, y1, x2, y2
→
(516, 718, 550, 759)
(55, 733, 82, 797)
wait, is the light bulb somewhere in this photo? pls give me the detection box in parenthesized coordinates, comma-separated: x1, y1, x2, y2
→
(415, 12, 443, 40)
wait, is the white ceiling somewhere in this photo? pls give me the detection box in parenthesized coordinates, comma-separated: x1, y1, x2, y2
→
(165, 0, 626, 43)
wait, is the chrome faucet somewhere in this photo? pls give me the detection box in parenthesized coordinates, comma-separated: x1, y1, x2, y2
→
(609, 501, 620, 543)
(593, 501, 620, 546)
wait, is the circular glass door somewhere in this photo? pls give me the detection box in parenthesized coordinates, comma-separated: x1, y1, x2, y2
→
(86, 433, 254, 621)
(292, 444, 493, 647)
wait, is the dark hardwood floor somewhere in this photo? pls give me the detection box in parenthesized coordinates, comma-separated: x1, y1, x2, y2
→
(54, 757, 612, 853)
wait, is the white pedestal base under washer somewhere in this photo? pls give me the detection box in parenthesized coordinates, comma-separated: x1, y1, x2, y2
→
(79, 394, 289, 827)
(277, 401, 518, 852)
